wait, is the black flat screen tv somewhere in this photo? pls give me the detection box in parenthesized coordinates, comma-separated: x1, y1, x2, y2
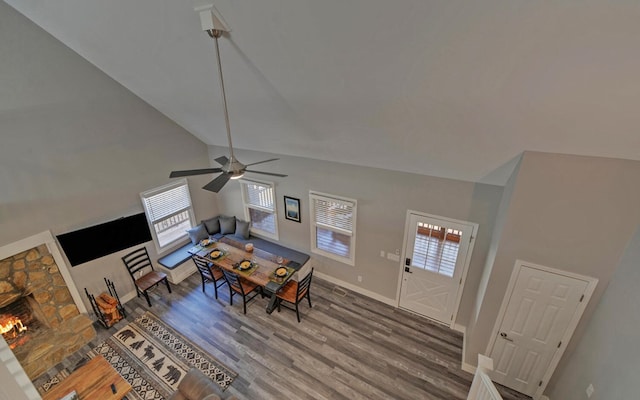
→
(57, 213, 152, 266)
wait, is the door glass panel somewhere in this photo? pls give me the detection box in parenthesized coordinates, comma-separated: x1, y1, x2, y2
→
(410, 222, 461, 277)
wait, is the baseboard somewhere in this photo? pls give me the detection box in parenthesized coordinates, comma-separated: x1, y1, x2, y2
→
(121, 290, 137, 304)
(461, 361, 476, 374)
(314, 271, 396, 307)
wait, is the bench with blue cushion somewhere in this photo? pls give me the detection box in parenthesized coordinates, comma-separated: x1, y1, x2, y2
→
(158, 233, 309, 271)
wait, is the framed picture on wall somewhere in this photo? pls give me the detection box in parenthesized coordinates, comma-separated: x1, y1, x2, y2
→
(284, 196, 301, 222)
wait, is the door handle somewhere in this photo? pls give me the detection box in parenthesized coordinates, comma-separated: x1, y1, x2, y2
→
(500, 332, 513, 342)
(404, 266, 412, 273)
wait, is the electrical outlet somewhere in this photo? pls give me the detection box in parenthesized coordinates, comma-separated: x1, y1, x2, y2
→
(586, 383, 594, 398)
(380, 250, 385, 258)
(357, 275, 362, 282)
(395, 248, 400, 255)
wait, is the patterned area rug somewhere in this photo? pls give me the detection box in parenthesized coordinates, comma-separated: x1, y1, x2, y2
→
(38, 312, 237, 399)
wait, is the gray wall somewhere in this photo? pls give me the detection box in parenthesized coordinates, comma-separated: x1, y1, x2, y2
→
(546, 227, 640, 399)
(0, 2, 217, 304)
(211, 145, 503, 326)
(466, 152, 640, 385)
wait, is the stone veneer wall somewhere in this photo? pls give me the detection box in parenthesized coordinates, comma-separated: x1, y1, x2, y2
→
(0, 245, 95, 379)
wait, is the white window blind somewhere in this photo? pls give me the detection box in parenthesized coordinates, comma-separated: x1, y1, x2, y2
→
(310, 191, 357, 265)
(240, 180, 278, 239)
(143, 184, 192, 222)
(140, 180, 195, 251)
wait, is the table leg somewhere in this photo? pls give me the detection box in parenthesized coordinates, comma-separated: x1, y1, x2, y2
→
(263, 291, 278, 314)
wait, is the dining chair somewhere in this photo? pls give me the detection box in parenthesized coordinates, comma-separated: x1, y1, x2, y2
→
(221, 269, 263, 314)
(276, 268, 314, 322)
(191, 255, 227, 299)
(121, 247, 171, 307)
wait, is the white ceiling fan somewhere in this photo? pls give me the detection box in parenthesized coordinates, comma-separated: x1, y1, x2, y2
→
(170, 6, 286, 192)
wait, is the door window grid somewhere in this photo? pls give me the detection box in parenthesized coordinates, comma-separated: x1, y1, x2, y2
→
(412, 222, 460, 277)
(310, 192, 357, 265)
(240, 179, 278, 239)
(140, 179, 195, 251)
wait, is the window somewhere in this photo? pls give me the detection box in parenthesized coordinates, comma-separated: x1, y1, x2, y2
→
(240, 179, 278, 239)
(140, 179, 196, 252)
(309, 191, 357, 265)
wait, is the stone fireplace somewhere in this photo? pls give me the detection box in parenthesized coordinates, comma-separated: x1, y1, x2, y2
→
(0, 233, 95, 380)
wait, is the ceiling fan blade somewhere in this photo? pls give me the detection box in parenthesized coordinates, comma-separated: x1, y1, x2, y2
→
(202, 173, 232, 192)
(245, 169, 288, 178)
(170, 168, 223, 178)
(245, 158, 279, 167)
(214, 156, 229, 166)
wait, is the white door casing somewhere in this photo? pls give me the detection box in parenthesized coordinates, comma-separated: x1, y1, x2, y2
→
(398, 211, 478, 326)
(486, 260, 597, 399)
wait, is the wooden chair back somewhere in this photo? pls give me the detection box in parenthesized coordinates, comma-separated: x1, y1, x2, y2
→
(222, 269, 243, 293)
(192, 255, 213, 280)
(122, 247, 154, 281)
(296, 268, 314, 302)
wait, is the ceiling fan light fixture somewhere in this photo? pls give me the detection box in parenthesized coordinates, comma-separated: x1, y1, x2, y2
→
(168, 7, 287, 193)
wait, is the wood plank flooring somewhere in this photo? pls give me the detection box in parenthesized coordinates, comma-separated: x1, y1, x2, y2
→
(34, 273, 530, 400)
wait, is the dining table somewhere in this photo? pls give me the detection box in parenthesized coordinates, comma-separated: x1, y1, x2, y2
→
(188, 237, 299, 313)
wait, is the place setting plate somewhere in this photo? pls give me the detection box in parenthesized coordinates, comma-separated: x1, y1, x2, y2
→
(270, 266, 293, 282)
(237, 259, 255, 271)
(208, 248, 224, 259)
(200, 238, 216, 247)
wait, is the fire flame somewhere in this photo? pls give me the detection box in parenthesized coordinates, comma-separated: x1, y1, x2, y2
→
(0, 315, 27, 336)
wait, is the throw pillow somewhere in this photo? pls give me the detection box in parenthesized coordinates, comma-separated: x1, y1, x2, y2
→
(235, 219, 250, 239)
(219, 215, 236, 235)
(202, 216, 220, 235)
(186, 224, 208, 245)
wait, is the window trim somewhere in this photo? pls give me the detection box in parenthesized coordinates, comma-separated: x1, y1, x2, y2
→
(239, 178, 279, 240)
(309, 191, 357, 266)
(140, 179, 196, 254)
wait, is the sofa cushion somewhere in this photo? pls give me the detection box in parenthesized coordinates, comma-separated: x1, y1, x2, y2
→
(235, 219, 250, 239)
(219, 216, 236, 235)
(202, 216, 220, 235)
(186, 224, 209, 245)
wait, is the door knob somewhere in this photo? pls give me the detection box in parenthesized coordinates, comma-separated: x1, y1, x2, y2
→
(500, 332, 513, 342)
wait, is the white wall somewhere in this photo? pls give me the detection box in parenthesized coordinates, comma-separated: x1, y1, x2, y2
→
(466, 152, 640, 381)
(545, 227, 640, 399)
(0, 2, 217, 310)
(211, 145, 503, 325)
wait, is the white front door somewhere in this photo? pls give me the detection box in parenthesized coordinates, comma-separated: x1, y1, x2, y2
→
(489, 262, 595, 397)
(399, 212, 477, 325)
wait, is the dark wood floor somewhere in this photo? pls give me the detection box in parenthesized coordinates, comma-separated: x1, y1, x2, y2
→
(34, 273, 530, 400)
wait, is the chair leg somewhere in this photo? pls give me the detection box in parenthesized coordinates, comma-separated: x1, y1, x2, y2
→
(228, 287, 233, 306)
(143, 290, 152, 307)
(277, 298, 281, 313)
(242, 294, 247, 314)
(307, 293, 312, 308)
(213, 280, 218, 299)
(295, 302, 300, 323)
(201, 277, 206, 293)
(164, 278, 172, 293)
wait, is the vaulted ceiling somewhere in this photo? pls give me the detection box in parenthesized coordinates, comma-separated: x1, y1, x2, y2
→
(6, 0, 640, 185)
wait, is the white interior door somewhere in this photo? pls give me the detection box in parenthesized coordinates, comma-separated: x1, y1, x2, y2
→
(399, 212, 477, 325)
(489, 263, 594, 397)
